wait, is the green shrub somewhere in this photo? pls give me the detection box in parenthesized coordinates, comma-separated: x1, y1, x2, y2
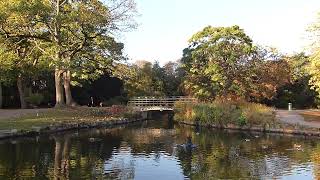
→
(212, 99, 241, 125)
(25, 93, 44, 107)
(193, 103, 218, 125)
(174, 99, 275, 127)
(240, 102, 275, 126)
(174, 101, 196, 122)
(237, 113, 247, 126)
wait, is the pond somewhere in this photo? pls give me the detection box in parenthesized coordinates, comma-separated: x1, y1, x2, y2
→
(0, 120, 319, 179)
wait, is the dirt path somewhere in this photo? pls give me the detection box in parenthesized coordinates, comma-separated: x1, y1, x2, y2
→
(0, 109, 50, 120)
(276, 110, 320, 128)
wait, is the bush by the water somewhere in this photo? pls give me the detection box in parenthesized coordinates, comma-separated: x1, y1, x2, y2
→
(86, 105, 141, 119)
(174, 99, 275, 127)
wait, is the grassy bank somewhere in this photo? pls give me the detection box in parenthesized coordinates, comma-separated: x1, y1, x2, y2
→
(0, 106, 139, 131)
(174, 99, 276, 128)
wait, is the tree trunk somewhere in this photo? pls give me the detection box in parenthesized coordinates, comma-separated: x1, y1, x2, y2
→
(61, 136, 70, 177)
(55, 68, 65, 107)
(63, 70, 76, 106)
(54, 137, 62, 180)
(0, 82, 2, 109)
(17, 75, 27, 109)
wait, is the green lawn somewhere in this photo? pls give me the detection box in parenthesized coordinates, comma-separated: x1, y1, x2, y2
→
(0, 107, 121, 131)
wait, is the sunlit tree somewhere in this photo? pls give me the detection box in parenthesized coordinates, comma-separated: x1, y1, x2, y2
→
(0, 0, 137, 107)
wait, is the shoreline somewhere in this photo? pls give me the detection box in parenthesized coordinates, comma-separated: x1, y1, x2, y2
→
(1, 111, 320, 140)
(2, 118, 320, 140)
(177, 121, 320, 137)
(0, 117, 145, 140)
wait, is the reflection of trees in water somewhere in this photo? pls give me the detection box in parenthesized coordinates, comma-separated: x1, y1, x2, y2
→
(120, 128, 177, 156)
(174, 126, 318, 179)
(103, 152, 135, 179)
(52, 135, 71, 180)
(68, 129, 124, 179)
(0, 124, 320, 179)
(0, 129, 125, 179)
(311, 144, 320, 179)
(0, 137, 52, 179)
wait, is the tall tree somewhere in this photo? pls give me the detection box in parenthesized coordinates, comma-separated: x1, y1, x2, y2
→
(287, 53, 309, 81)
(272, 53, 316, 108)
(0, 41, 42, 108)
(0, 49, 13, 108)
(182, 26, 257, 100)
(151, 61, 165, 95)
(163, 61, 184, 96)
(115, 60, 176, 97)
(308, 14, 320, 100)
(182, 26, 292, 101)
(0, 0, 137, 107)
(115, 61, 162, 97)
(0, 50, 8, 108)
(248, 48, 291, 102)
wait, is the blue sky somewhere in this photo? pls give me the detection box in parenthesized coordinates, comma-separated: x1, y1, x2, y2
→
(123, 0, 320, 64)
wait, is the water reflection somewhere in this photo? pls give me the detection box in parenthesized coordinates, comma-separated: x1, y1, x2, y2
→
(0, 120, 319, 179)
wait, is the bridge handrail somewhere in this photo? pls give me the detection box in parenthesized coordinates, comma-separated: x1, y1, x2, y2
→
(128, 96, 197, 107)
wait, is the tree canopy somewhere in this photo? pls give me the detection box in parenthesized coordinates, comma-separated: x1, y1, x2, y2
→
(114, 60, 184, 97)
(308, 13, 320, 99)
(0, 0, 137, 107)
(0, 3, 320, 109)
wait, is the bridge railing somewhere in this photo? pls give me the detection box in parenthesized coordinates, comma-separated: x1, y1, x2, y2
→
(128, 96, 197, 108)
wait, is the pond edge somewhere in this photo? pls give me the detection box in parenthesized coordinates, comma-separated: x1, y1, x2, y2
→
(177, 121, 320, 137)
(0, 117, 146, 140)
(2, 118, 320, 140)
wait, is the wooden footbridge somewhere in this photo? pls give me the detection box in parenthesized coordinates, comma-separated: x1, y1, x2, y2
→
(128, 96, 197, 112)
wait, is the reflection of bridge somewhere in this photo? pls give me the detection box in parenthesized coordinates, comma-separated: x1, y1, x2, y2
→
(128, 96, 197, 112)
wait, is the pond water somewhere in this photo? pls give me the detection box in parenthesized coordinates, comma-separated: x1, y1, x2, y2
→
(0, 120, 320, 179)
